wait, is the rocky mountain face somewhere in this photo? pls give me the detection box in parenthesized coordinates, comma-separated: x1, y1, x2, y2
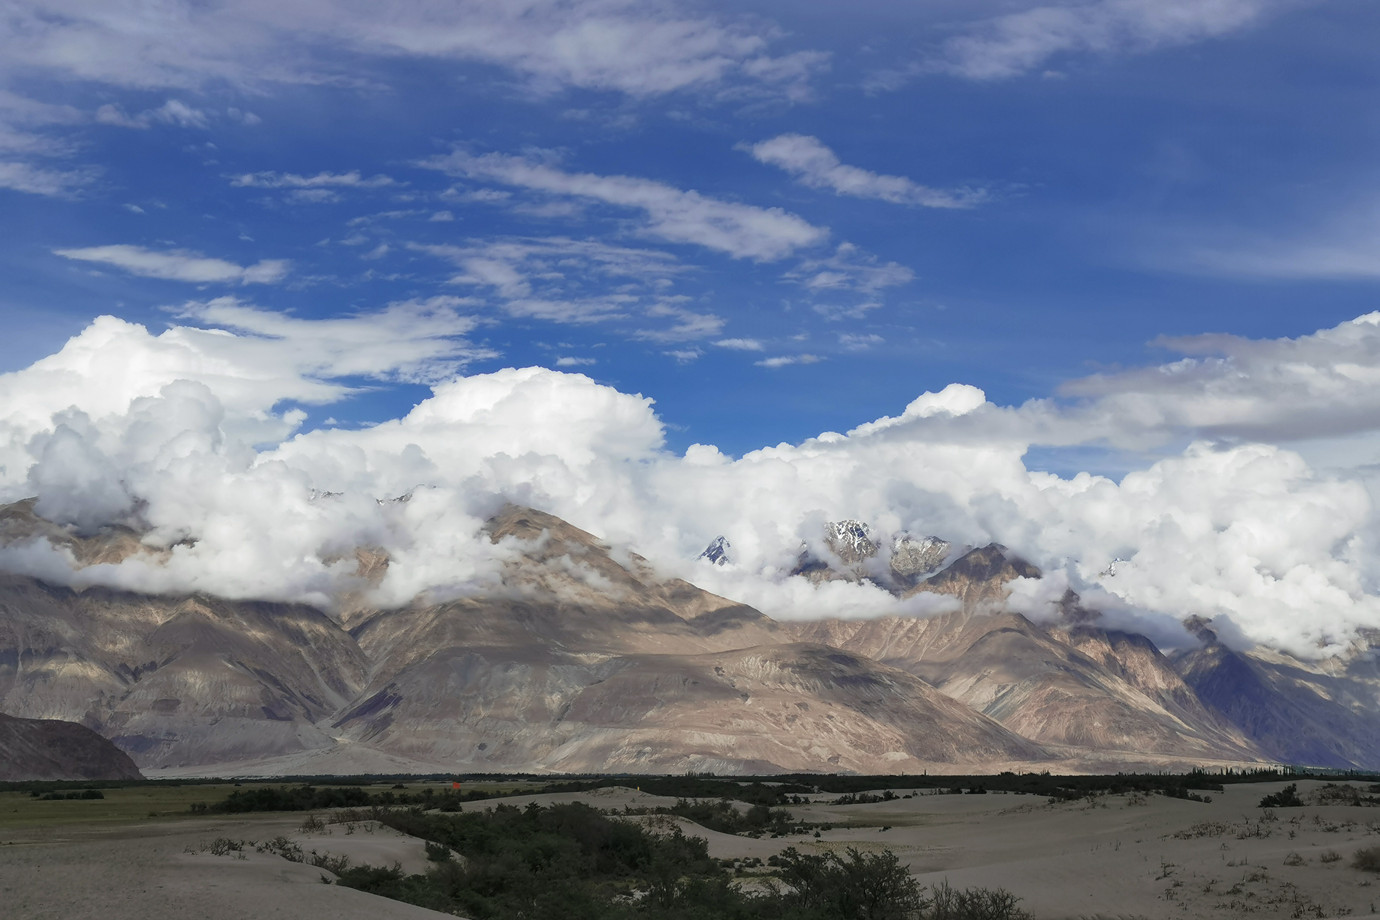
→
(0, 712, 142, 781)
(0, 501, 1375, 774)
(1173, 621, 1380, 767)
(330, 507, 1042, 773)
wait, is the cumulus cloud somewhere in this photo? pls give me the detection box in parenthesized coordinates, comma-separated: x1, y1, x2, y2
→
(420, 150, 827, 261)
(748, 134, 985, 209)
(936, 0, 1279, 80)
(4, 309, 1380, 660)
(54, 245, 290, 284)
(1057, 312, 1380, 445)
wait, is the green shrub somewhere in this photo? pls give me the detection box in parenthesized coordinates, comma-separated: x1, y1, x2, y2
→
(776, 846, 925, 920)
(1259, 784, 1303, 808)
(1354, 846, 1380, 873)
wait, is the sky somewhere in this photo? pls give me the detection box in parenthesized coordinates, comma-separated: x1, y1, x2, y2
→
(4, 0, 1380, 659)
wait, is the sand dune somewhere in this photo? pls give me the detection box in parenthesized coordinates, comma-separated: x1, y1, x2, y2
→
(3, 779, 1379, 919)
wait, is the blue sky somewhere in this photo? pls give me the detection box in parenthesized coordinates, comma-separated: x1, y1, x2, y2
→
(7, 0, 1379, 461)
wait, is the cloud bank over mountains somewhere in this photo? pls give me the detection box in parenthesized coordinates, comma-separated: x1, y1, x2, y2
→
(2, 308, 1378, 661)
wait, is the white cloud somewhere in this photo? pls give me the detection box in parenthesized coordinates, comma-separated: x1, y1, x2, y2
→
(635, 304, 725, 342)
(94, 99, 219, 129)
(175, 295, 496, 385)
(1055, 312, 1380, 446)
(755, 354, 824, 368)
(231, 170, 397, 189)
(665, 348, 702, 363)
(150, 99, 209, 128)
(748, 134, 985, 209)
(286, 188, 341, 204)
(7, 310, 1380, 660)
(54, 245, 290, 284)
(421, 149, 828, 261)
(1164, 199, 1380, 281)
(937, 0, 1279, 80)
(1, 1, 821, 100)
(839, 333, 884, 351)
(555, 356, 596, 367)
(414, 236, 687, 325)
(788, 242, 915, 296)
(94, 104, 148, 129)
(0, 160, 95, 197)
(715, 338, 765, 351)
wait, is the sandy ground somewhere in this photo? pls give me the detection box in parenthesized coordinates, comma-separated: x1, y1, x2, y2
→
(3, 779, 1379, 919)
(0, 814, 443, 920)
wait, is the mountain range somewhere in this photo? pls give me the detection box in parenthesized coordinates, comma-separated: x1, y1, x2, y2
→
(1, 499, 1377, 775)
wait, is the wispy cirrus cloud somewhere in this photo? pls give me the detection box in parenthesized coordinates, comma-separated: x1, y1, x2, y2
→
(176, 296, 495, 385)
(231, 170, 397, 189)
(1, 1, 822, 100)
(715, 338, 765, 351)
(54, 244, 290, 284)
(935, 0, 1280, 80)
(413, 236, 685, 325)
(95, 100, 242, 130)
(420, 149, 828, 261)
(0, 160, 96, 197)
(756, 353, 823, 368)
(789, 243, 915, 295)
(1160, 198, 1380, 282)
(633, 304, 725, 342)
(747, 134, 985, 209)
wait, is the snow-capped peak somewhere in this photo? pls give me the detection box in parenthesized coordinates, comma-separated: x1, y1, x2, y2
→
(699, 535, 732, 566)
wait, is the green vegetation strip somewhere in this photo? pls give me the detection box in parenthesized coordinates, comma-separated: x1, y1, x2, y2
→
(333, 802, 1030, 920)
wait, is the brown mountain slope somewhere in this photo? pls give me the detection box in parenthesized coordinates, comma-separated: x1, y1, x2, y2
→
(0, 574, 368, 769)
(333, 637, 1046, 773)
(337, 507, 1043, 772)
(789, 606, 1264, 761)
(0, 712, 142, 781)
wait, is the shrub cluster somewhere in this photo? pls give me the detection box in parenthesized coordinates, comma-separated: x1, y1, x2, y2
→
(1258, 784, 1304, 808)
(32, 789, 104, 800)
(1354, 846, 1380, 873)
(322, 802, 1028, 920)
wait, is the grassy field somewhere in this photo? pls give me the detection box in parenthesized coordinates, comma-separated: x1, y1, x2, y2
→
(0, 779, 546, 830)
(0, 783, 245, 829)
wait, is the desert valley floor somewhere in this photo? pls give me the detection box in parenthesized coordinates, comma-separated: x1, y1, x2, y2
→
(3, 778, 1380, 919)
